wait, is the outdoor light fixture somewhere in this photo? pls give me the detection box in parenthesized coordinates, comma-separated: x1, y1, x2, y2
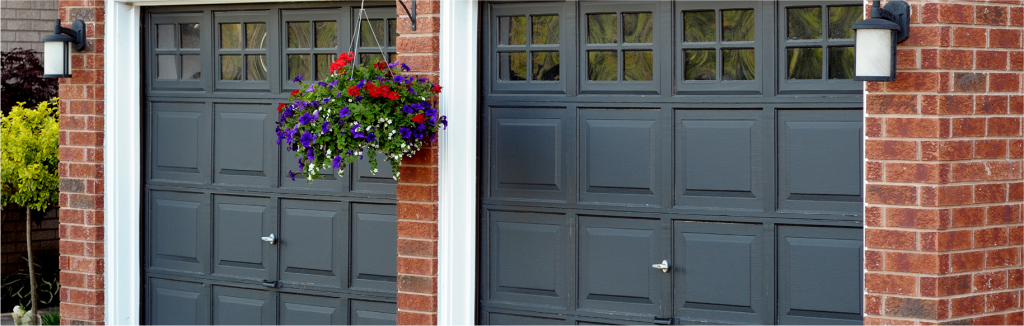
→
(41, 19, 86, 78)
(852, 0, 910, 82)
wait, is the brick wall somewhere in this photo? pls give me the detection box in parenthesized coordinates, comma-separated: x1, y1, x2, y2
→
(2, 208, 59, 276)
(56, 0, 105, 324)
(863, 0, 1024, 324)
(0, 0, 59, 53)
(394, 0, 441, 324)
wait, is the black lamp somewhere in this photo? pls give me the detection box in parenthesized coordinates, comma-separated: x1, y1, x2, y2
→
(852, 0, 910, 82)
(41, 19, 86, 78)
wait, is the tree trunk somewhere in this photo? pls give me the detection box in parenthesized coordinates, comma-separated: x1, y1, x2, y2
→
(25, 206, 38, 325)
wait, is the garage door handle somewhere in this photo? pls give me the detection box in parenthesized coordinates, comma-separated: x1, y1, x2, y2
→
(652, 260, 670, 273)
(262, 280, 278, 288)
(261, 233, 277, 244)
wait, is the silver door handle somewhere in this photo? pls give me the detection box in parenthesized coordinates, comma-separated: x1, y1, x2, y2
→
(652, 260, 670, 273)
(261, 233, 277, 244)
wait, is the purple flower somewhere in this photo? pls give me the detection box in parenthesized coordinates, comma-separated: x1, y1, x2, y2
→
(366, 132, 377, 142)
(354, 95, 363, 102)
(289, 170, 296, 181)
(305, 85, 315, 93)
(407, 85, 418, 95)
(332, 156, 343, 169)
(402, 105, 414, 114)
(293, 75, 303, 83)
(392, 75, 404, 83)
(339, 106, 351, 118)
(307, 148, 315, 163)
(285, 128, 298, 144)
(351, 123, 365, 139)
(399, 127, 412, 139)
(401, 63, 410, 72)
(356, 80, 366, 88)
(322, 120, 330, 134)
(300, 132, 316, 147)
(298, 112, 315, 126)
(425, 108, 437, 117)
(440, 117, 448, 129)
(317, 81, 327, 87)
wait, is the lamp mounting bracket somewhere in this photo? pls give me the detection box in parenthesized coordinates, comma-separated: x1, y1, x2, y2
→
(881, 0, 910, 43)
(52, 19, 87, 51)
(398, 0, 417, 31)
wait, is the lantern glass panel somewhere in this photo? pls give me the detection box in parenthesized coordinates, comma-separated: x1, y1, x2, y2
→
(855, 28, 892, 77)
(43, 41, 67, 76)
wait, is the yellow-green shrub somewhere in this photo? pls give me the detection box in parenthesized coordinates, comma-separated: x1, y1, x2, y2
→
(1, 98, 59, 210)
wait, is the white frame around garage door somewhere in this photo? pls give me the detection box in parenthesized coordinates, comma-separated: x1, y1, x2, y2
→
(104, 0, 478, 324)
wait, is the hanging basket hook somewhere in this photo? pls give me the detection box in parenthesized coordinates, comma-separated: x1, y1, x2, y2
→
(398, 0, 417, 31)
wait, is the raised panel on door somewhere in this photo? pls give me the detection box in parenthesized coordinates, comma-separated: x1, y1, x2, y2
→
(487, 107, 569, 202)
(674, 109, 764, 211)
(279, 146, 351, 192)
(349, 300, 397, 325)
(213, 285, 275, 325)
(577, 216, 664, 316)
(279, 199, 348, 289)
(488, 312, 568, 325)
(279, 293, 346, 325)
(485, 210, 570, 309)
(148, 278, 210, 325)
(148, 101, 211, 183)
(350, 203, 398, 292)
(148, 191, 210, 274)
(213, 103, 278, 187)
(777, 109, 863, 216)
(673, 221, 766, 324)
(579, 109, 663, 207)
(212, 195, 275, 282)
(350, 155, 397, 195)
(777, 226, 863, 325)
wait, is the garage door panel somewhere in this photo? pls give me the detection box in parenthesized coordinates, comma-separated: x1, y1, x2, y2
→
(777, 110, 863, 216)
(350, 300, 398, 325)
(213, 195, 274, 281)
(488, 108, 569, 202)
(778, 226, 863, 325)
(213, 285, 275, 325)
(578, 216, 663, 315)
(280, 200, 348, 289)
(487, 210, 569, 309)
(214, 103, 278, 187)
(279, 148, 350, 191)
(675, 110, 764, 211)
(351, 156, 397, 194)
(279, 293, 346, 325)
(149, 102, 211, 183)
(149, 191, 210, 274)
(673, 221, 765, 324)
(488, 311, 568, 325)
(580, 110, 662, 207)
(149, 278, 211, 325)
(350, 203, 398, 292)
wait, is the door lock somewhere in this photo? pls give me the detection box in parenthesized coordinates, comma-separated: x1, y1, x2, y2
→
(652, 260, 670, 273)
(261, 233, 277, 244)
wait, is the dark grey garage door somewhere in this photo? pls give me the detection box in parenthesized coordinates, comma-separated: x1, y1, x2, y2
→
(142, 3, 401, 324)
(480, 1, 865, 325)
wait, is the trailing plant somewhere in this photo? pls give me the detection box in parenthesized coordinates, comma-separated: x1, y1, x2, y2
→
(1, 49, 58, 114)
(278, 53, 446, 182)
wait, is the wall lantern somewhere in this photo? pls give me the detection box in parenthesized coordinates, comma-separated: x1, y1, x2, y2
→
(41, 19, 86, 78)
(852, 0, 910, 82)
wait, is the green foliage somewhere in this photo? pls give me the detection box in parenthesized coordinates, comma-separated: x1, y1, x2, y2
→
(1, 257, 60, 310)
(1, 98, 60, 210)
(40, 309, 60, 325)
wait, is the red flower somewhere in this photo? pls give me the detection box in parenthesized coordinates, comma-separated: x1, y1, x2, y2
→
(290, 89, 300, 97)
(431, 85, 443, 92)
(277, 103, 286, 112)
(330, 52, 355, 73)
(347, 85, 361, 96)
(387, 92, 399, 101)
(374, 62, 388, 70)
(412, 114, 426, 123)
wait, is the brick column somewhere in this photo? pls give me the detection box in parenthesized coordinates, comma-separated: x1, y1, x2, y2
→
(395, 0, 441, 324)
(863, 1, 1024, 324)
(56, 0, 105, 324)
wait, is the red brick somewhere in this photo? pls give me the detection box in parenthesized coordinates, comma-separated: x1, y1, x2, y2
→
(921, 140, 973, 161)
(866, 184, 918, 206)
(920, 230, 972, 252)
(921, 274, 972, 297)
(975, 227, 1010, 248)
(950, 294, 986, 318)
(921, 49, 973, 70)
(951, 118, 986, 138)
(865, 273, 918, 295)
(866, 205, 883, 227)
(977, 5, 1010, 26)
(865, 228, 918, 250)
(887, 207, 950, 230)
(953, 27, 988, 47)
(953, 72, 988, 92)
(397, 238, 437, 258)
(397, 202, 438, 221)
(976, 50, 1009, 70)
(990, 28, 1023, 49)
(864, 317, 915, 325)
(905, 26, 952, 47)
(978, 95, 1009, 114)
(1009, 268, 1024, 288)
(987, 204, 1023, 225)
(883, 252, 948, 274)
(973, 270, 1008, 291)
(986, 291, 1020, 313)
(866, 140, 918, 160)
(397, 257, 437, 275)
(990, 73, 1022, 92)
(397, 221, 438, 240)
(937, 3, 976, 24)
(920, 185, 973, 207)
(868, 94, 918, 114)
(397, 165, 438, 184)
(866, 161, 883, 182)
(396, 184, 438, 202)
(397, 293, 437, 312)
(952, 250, 986, 273)
(866, 294, 883, 315)
(922, 95, 973, 115)
(885, 163, 949, 184)
(973, 314, 1005, 325)
(975, 183, 1008, 203)
(396, 35, 439, 53)
(1010, 52, 1024, 71)
(397, 274, 437, 294)
(987, 247, 1021, 267)
(397, 311, 437, 325)
(886, 72, 940, 92)
(975, 139, 1008, 159)
(885, 118, 947, 138)
(401, 147, 437, 165)
(866, 249, 884, 271)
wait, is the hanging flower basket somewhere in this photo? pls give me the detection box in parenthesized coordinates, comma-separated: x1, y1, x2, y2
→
(276, 52, 446, 182)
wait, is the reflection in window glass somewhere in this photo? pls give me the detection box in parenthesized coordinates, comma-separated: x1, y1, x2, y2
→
(722, 48, 755, 80)
(220, 23, 241, 48)
(288, 22, 312, 48)
(787, 7, 822, 40)
(499, 52, 527, 81)
(181, 55, 201, 80)
(157, 55, 177, 79)
(624, 50, 653, 81)
(828, 46, 855, 79)
(360, 19, 387, 47)
(684, 49, 716, 80)
(787, 47, 823, 79)
(623, 13, 653, 44)
(587, 14, 618, 44)
(828, 6, 862, 39)
(361, 53, 386, 65)
(315, 21, 338, 48)
(289, 54, 311, 81)
(388, 19, 397, 46)
(180, 24, 200, 48)
(588, 50, 617, 81)
(221, 55, 242, 80)
(245, 23, 267, 49)
(532, 15, 560, 45)
(499, 16, 527, 45)
(532, 51, 560, 81)
(683, 11, 715, 43)
(722, 9, 754, 42)
(317, 54, 335, 80)
(247, 55, 267, 80)
(157, 24, 175, 49)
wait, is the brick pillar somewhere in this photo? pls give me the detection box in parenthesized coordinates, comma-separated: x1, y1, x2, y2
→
(863, 1, 1024, 324)
(395, 0, 441, 324)
(56, 0, 105, 324)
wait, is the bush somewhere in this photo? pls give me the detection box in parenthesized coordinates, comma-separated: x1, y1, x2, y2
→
(1, 49, 59, 114)
(1, 98, 60, 210)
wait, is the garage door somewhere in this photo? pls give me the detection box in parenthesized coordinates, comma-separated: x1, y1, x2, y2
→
(142, 3, 401, 324)
(480, 1, 865, 324)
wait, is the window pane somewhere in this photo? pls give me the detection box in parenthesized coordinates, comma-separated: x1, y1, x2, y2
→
(587, 50, 617, 81)
(221, 55, 242, 80)
(828, 46, 855, 79)
(532, 51, 560, 81)
(390, 53, 398, 62)
(787, 47, 823, 79)
(180, 23, 200, 48)
(316, 54, 334, 80)
(684, 49, 716, 80)
(289, 54, 311, 82)
(388, 19, 397, 47)
(499, 16, 527, 45)
(722, 9, 754, 42)
(360, 19, 387, 47)
(288, 22, 311, 48)
(623, 12, 653, 44)
(181, 54, 201, 80)
(315, 21, 338, 48)
(220, 23, 241, 49)
(624, 50, 653, 81)
(498, 52, 527, 81)
(245, 23, 267, 49)
(722, 48, 755, 80)
(683, 11, 715, 43)
(532, 15, 560, 45)
(247, 55, 267, 81)
(157, 55, 177, 79)
(587, 14, 618, 44)
(360, 53, 386, 65)
(787, 7, 822, 40)
(157, 24, 175, 49)
(829, 6, 862, 39)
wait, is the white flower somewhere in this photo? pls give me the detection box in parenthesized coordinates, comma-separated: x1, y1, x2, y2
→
(349, 99, 353, 102)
